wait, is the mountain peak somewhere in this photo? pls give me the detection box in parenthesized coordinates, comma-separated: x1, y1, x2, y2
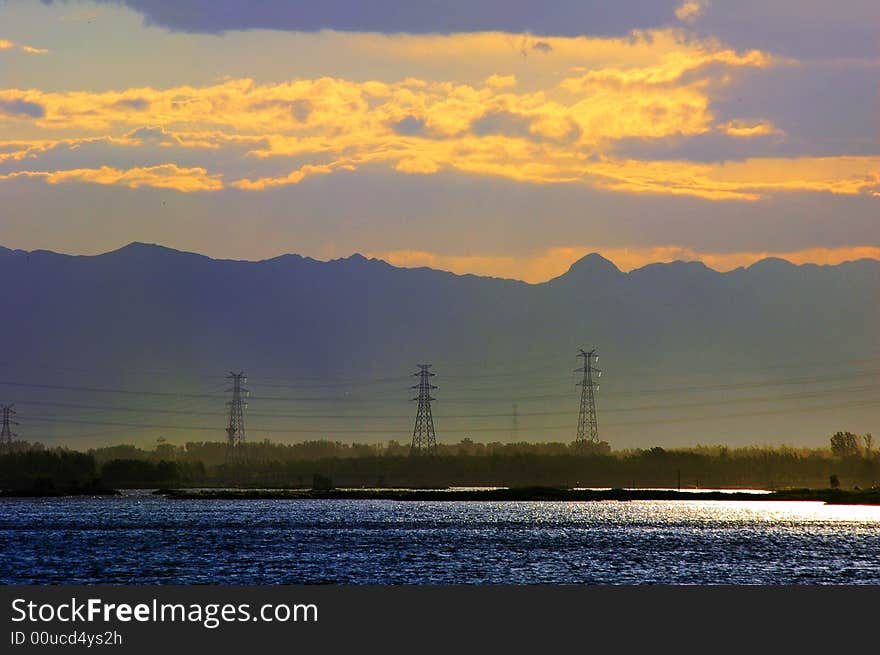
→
(631, 259, 714, 276)
(102, 242, 182, 258)
(96, 242, 214, 267)
(541, 252, 622, 287)
(331, 252, 393, 269)
(561, 252, 621, 278)
(746, 257, 797, 273)
(118, 241, 170, 252)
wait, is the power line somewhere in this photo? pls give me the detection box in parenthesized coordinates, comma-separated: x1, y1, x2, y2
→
(4, 366, 879, 404)
(226, 366, 880, 401)
(6, 381, 880, 420)
(8, 351, 880, 382)
(18, 396, 880, 437)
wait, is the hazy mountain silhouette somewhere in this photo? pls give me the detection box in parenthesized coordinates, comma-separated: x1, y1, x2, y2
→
(2, 242, 878, 447)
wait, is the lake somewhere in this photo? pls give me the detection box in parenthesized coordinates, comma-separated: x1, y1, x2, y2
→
(2, 492, 879, 584)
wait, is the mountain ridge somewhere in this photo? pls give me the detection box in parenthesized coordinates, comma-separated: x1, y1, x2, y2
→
(4, 241, 877, 284)
(2, 240, 878, 448)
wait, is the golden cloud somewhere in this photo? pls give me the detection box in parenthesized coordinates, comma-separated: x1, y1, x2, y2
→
(721, 120, 781, 138)
(0, 164, 222, 192)
(231, 163, 336, 190)
(395, 157, 441, 174)
(0, 38, 49, 54)
(675, 1, 707, 24)
(485, 74, 517, 89)
(0, 30, 874, 200)
(588, 156, 880, 200)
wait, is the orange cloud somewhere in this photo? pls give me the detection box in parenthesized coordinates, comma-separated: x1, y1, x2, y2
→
(485, 74, 517, 89)
(675, 1, 707, 24)
(721, 120, 781, 138)
(0, 30, 772, 145)
(0, 39, 49, 54)
(231, 163, 336, 190)
(0, 164, 222, 192)
(395, 156, 441, 174)
(589, 156, 880, 200)
(3, 30, 873, 201)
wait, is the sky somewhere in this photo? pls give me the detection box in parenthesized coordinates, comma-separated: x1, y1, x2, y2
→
(0, 0, 878, 282)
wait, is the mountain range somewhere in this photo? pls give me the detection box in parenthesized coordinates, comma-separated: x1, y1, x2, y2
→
(2, 242, 878, 448)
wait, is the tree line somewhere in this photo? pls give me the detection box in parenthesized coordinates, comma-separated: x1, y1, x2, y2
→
(0, 432, 877, 491)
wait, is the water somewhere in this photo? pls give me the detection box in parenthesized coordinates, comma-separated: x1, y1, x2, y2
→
(2, 493, 879, 584)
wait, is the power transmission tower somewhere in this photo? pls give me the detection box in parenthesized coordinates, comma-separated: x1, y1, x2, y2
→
(1, 404, 18, 447)
(575, 348, 601, 448)
(225, 371, 248, 462)
(410, 364, 437, 455)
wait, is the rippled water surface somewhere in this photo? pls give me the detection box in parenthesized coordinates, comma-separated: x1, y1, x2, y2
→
(2, 493, 880, 584)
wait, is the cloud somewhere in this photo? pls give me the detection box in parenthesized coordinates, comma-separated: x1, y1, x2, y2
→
(231, 163, 337, 190)
(115, 97, 151, 110)
(0, 29, 874, 201)
(395, 157, 440, 174)
(125, 125, 176, 144)
(710, 61, 878, 157)
(610, 128, 784, 163)
(89, 1, 682, 36)
(720, 120, 781, 138)
(0, 97, 46, 118)
(675, 1, 706, 24)
(291, 99, 312, 123)
(390, 116, 426, 136)
(531, 41, 553, 53)
(368, 245, 880, 283)
(690, 0, 880, 59)
(485, 74, 516, 89)
(0, 38, 49, 54)
(471, 110, 535, 139)
(589, 156, 880, 200)
(0, 164, 222, 192)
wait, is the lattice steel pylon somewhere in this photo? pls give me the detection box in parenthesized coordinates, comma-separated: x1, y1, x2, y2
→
(410, 364, 438, 455)
(575, 348, 601, 448)
(1, 404, 18, 447)
(225, 371, 248, 462)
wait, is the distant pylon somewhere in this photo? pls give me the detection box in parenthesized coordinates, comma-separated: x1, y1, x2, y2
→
(1, 404, 18, 447)
(575, 348, 601, 448)
(225, 371, 248, 462)
(410, 364, 438, 455)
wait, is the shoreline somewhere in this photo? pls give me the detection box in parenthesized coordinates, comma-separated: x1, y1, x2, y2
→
(154, 486, 880, 504)
(3, 486, 879, 504)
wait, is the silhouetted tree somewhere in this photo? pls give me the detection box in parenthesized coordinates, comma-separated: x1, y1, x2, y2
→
(830, 431, 861, 458)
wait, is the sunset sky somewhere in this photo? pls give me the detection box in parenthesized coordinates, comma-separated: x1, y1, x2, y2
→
(1, 0, 878, 281)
